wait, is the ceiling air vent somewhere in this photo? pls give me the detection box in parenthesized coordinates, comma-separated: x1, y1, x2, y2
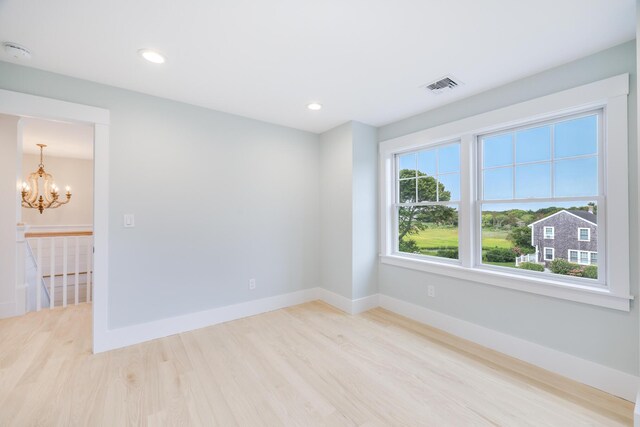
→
(422, 76, 462, 94)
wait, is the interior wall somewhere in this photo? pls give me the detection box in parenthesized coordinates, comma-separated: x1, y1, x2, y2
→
(0, 114, 19, 316)
(351, 122, 378, 299)
(320, 123, 353, 299)
(0, 61, 321, 329)
(21, 154, 93, 226)
(377, 40, 639, 374)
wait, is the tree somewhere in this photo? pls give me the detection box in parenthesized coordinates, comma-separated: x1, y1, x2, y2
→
(507, 226, 535, 254)
(398, 169, 457, 241)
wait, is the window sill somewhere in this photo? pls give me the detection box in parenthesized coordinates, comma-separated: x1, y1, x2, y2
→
(379, 254, 632, 311)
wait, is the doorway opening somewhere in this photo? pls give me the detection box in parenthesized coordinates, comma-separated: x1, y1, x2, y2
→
(21, 117, 94, 310)
(0, 88, 109, 353)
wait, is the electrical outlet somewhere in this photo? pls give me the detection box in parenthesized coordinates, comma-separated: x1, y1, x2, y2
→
(427, 285, 435, 298)
(249, 278, 256, 290)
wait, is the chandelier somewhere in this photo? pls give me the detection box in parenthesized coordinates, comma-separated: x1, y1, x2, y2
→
(21, 144, 72, 214)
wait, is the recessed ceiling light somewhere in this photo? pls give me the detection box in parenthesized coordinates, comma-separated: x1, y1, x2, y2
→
(307, 103, 322, 111)
(138, 49, 166, 64)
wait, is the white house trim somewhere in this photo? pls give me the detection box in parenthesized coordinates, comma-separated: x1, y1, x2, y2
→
(529, 209, 597, 227)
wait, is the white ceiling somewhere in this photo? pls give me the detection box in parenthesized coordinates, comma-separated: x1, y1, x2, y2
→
(22, 117, 93, 160)
(0, 0, 635, 134)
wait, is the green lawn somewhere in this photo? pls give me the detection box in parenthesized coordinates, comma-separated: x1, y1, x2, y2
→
(406, 227, 512, 250)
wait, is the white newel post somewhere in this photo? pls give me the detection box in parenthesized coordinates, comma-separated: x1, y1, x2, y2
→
(15, 223, 27, 316)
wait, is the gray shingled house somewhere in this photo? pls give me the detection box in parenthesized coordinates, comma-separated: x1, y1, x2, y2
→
(525, 209, 598, 267)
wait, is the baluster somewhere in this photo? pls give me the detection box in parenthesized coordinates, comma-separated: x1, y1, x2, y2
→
(85, 237, 92, 303)
(74, 236, 80, 305)
(36, 238, 42, 311)
(62, 237, 68, 308)
(49, 238, 55, 309)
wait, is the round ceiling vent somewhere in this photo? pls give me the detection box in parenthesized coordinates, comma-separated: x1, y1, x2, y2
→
(3, 42, 31, 60)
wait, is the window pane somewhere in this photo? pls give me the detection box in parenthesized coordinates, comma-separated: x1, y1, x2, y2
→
(417, 150, 436, 175)
(417, 176, 437, 202)
(579, 229, 589, 240)
(580, 252, 589, 264)
(483, 167, 513, 200)
(398, 205, 458, 259)
(590, 253, 597, 264)
(516, 125, 551, 164)
(515, 163, 551, 198)
(437, 174, 460, 202)
(399, 178, 416, 203)
(399, 153, 416, 176)
(554, 157, 597, 197)
(483, 134, 513, 168)
(569, 251, 578, 262)
(554, 115, 598, 159)
(481, 201, 598, 280)
(438, 144, 460, 174)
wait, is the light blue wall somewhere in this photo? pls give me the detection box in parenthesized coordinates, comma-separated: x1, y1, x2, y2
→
(351, 122, 378, 299)
(0, 61, 321, 329)
(319, 123, 353, 299)
(378, 41, 639, 374)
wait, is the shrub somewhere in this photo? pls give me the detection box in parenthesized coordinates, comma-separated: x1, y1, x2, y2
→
(549, 259, 575, 275)
(583, 265, 598, 279)
(549, 259, 598, 279)
(436, 248, 458, 259)
(518, 262, 544, 272)
(485, 247, 516, 263)
(399, 238, 420, 254)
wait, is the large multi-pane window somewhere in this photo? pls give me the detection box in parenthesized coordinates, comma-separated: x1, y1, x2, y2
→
(396, 142, 460, 260)
(381, 75, 630, 310)
(478, 112, 601, 280)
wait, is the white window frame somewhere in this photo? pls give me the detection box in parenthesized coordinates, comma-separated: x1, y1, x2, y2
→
(395, 141, 461, 262)
(544, 227, 555, 239)
(379, 74, 632, 311)
(544, 247, 554, 261)
(578, 227, 591, 241)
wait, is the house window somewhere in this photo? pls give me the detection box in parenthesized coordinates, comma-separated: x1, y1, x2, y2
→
(569, 250, 578, 263)
(590, 252, 597, 265)
(578, 228, 590, 241)
(396, 142, 460, 260)
(544, 247, 554, 261)
(380, 75, 630, 310)
(579, 251, 589, 264)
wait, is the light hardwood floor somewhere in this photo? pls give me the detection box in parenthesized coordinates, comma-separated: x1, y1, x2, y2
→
(0, 301, 633, 426)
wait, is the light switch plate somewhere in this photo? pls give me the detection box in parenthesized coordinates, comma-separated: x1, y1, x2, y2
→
(124, 214, 135, 228)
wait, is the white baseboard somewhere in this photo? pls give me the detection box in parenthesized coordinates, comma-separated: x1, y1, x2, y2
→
(316, 288, 379, 314)
(378, 294, 639, 402)
(0, 301, 15, 319)
(92, 286, 638, 402)
(634, 392, 640, 426)
(94, 288, 318, 353)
